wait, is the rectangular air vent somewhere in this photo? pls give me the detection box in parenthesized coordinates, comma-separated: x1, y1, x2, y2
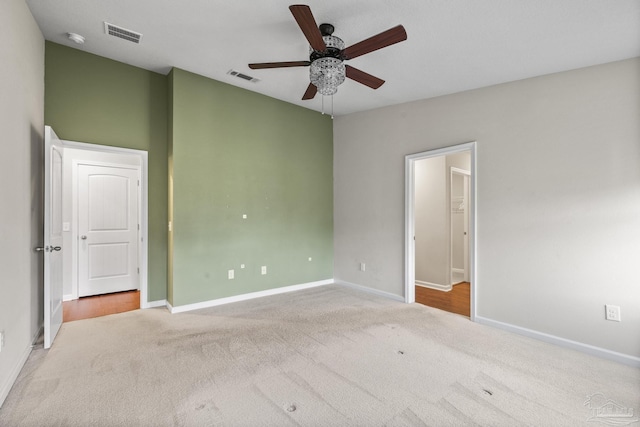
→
(104, 22, 142, 44)
(227, 70, 260, 83)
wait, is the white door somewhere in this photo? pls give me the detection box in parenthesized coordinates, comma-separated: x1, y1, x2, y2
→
(43, 126, 64, 349)
(78, 164, 140, 297)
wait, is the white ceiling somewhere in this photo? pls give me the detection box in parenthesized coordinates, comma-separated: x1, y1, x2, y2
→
(26, 0, 640, 116)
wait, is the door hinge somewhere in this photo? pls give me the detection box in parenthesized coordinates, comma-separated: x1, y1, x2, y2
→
(137, 267, 140, 274)
(138, 180, 140, 186)
(138, 224, 140, 230)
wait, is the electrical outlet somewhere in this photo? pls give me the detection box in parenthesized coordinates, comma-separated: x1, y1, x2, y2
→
(261, 266, 267, 275)
(240, 264, 245, 269)
(0, 331, 4, 352)
(360, 262, 366, 272)
(308, 257, 312, 261)
(605, 305, 621, 322)
(228, 269, 234, 280)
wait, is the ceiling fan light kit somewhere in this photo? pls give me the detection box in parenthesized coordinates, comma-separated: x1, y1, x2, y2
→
(309, 28, 345, 96)
(248, 4, 407, 104)
(310, 57, 345, 96)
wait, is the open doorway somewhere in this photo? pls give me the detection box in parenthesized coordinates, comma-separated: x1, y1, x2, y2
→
(54, 136, 148, 323)
(404, 142, 476, 319)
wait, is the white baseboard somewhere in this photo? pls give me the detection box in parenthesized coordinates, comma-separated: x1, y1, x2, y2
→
(142, 299, 167, 309)
(475, 316, 640, 368)
(416, 280, 452, 292)
(452, 268, 464, 274)
(63, 294, 73, 302)
(168, 279, 334, 314)
(32, 324, 43, 346)
(0, 343, 33, 408)
(336, 280, 405, 302)
(1, 323, 44, 407)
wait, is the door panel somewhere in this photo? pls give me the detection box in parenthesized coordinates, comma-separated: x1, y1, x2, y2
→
(89, 243, 130, 278)
(44, 126, 64, 349)
(78, 165, 139, 297)
(88, 175, 129, 230)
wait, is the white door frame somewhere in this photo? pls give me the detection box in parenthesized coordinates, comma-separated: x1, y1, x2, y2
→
(62, 139, 149, 308)
(405, 141, 477, 321)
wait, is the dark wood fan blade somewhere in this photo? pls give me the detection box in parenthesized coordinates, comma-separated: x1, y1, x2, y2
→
(289, 5, 326, 52)
(249, 61, 310, 69)
(302, 83, 317, 100)
(345, 65, 385, 89)
(342, 25, 407, 60)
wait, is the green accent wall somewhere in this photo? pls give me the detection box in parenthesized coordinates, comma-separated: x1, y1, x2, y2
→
(44, 43, 333, 307)
(169, 68, 333, 306)
(44, 42, 168, 301)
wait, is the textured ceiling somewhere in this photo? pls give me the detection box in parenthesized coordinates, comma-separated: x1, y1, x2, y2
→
(26, 0, 640, 116)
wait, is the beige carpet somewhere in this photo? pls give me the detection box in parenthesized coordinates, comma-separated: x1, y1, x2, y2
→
(1, 285, 638, 426)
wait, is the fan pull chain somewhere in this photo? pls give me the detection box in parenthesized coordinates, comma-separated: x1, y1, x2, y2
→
(320, 96, 334, 119)
(331, 95, 334, 119)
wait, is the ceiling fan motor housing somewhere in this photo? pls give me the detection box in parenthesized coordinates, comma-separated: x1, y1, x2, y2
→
(310, 24, 344, 62)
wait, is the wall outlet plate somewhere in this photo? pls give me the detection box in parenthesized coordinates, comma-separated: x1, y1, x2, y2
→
(0, 330, 4, 352)
(605, 304, 621, 322)
(360, 262, 366, 272)
(228, 269, 234, 280)
(261, 266, 267, 275)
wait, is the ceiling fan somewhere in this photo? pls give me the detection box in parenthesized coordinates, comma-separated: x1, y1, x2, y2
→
(249, 5, 407, 100)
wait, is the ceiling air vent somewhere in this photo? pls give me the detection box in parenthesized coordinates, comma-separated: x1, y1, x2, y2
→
(104, 22, 142, 44)
(227, 70, 260, 83)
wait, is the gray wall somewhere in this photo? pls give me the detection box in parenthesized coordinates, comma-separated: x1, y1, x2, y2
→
(0, 0, 44, 406)
(334, 58, 640, 358)
(414, 157, 447, 286)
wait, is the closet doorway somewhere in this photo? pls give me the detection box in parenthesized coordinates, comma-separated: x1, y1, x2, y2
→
(450, 167, 470, 285)
(58, 138, 149, 322)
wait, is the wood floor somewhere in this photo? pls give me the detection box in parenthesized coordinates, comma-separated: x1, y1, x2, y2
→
(63, 290, 140, 322)
(62, 284, 467, 322)
(415, 282, 470, 317)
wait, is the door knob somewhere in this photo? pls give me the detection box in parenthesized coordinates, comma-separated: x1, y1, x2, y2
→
(81, 235, 87, 240)
(35, 246, 61, 252)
